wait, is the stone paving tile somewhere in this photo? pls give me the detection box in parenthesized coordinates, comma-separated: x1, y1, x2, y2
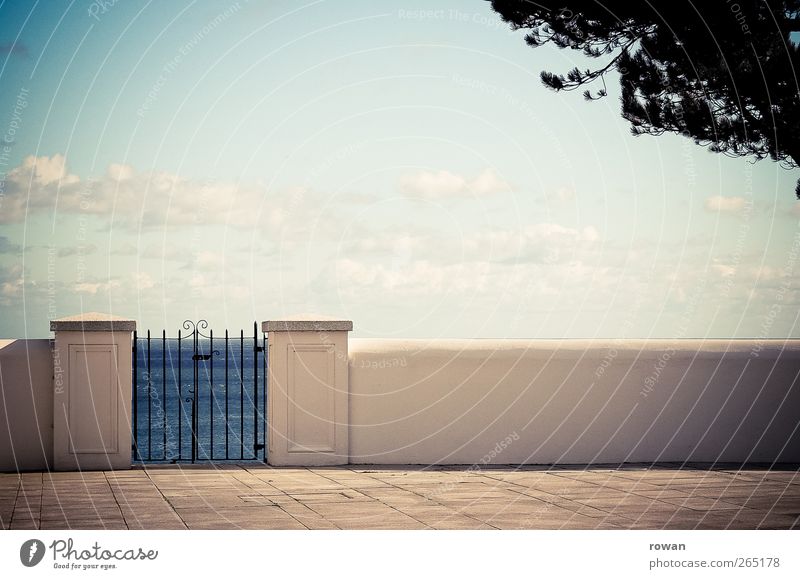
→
(727, 496, 798, 511)
(164, 496, 249, 509)
(456, 502, 586, 526)
(631, 489, 696, 499)
(691, 488, 786, 501)
(491, 512, 609, 530)
(123, 513, 186, 530)
(756, 515, 800, 529)
(1, 464, 798, 530)
(290, 515, 340, 530)
(11, 507, 40, 521)
(277, 501, 340, 529)
(175, 505, 307, 530)
(41, 506, 122, 519)
(656, 496, 743, 511)
(286, 492, 371, 503)
(306, 502, 426, 530)
(554, 502, 614, 519)
(425, 519, 496, 530)
(726, 471, 799, 484)
(395, 504, 493, 527)
(549, 489, 632, 500)
(10, 519, 40, 530)
(359, 487, 426, 499)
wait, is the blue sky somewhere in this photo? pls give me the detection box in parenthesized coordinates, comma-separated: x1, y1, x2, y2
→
(0, 0, 798, 338)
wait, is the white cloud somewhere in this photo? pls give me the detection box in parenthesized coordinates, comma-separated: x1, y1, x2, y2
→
(74, 280, 121, 294)
(0, 264, 23, 303)
(340, 222, 600, 268)
(400, 170, 465, 198)
(754, 265, 780, 281)
(0, 155, 80, 221)
(134, 272, 155, 291)
(400, 168, 510, 199)
(141, 243, 191, 261)
(581, 226, 599, 242)
(138, 244, 230, 271)
(555, 186, 575, 202)
(56, 244, 97, 258)
(468, 168, 510, 196)
(705, 195, 748, 213)
(107, 163, 134, 181)
(345, 231, 425, 258)
(111, 243, 139, 256)
(0, 154, 314, 231)
(319, 220, 605, 305)
(3, 154, 798, 340)
(462, 223, 599, 264)
(10, 154, 79, 187)
(193, 250, 224, 270)
(331, 258, 496, 298)
(712, 264, 736, 277)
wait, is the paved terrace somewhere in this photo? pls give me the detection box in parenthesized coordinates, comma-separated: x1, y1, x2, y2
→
(1, 464, 798, 530)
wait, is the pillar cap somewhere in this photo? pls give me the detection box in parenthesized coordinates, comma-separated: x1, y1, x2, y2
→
(50, 312, 137, 332)
(262, 314, 352, 333)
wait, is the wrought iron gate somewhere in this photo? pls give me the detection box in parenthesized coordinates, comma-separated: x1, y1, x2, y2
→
(132, 321, 267, 463)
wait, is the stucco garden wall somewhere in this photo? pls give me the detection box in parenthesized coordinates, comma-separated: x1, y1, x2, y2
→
(3, 329, 799, 471)
(348, 339, 800, 465)
(0, 339, 53, 471)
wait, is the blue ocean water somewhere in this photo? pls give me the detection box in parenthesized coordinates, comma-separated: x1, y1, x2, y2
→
(132, 336, 267, 462)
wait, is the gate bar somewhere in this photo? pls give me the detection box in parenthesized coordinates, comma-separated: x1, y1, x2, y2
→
(178, 329, 182, 461)
(253, 322, 258, 459)
(225, 329, 229, 460)
(162, 330, 166, 460)
(263, 330, 267, 463)
(147, 330, 151, 459)
(239, 329, 244, 460)
(210, 329, 214, 460)
(191, 329, 198, 463)
(132, 330, 138, 461)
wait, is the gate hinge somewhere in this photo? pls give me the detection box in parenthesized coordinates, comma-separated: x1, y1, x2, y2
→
(254, 346, 264, 352)
(192, 354, 212, 361)
(254, 443, 265, 451)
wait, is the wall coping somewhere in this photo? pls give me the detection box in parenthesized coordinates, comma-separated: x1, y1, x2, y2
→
(263, 314, 353, 332)
(347, 337, 800, 358)
(50, 312, 137, 332)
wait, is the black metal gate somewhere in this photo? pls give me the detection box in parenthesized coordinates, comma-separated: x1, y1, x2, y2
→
(132, 320, 267, 463)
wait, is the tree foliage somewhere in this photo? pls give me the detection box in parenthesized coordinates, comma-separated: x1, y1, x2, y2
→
(489, 0, 800, 197)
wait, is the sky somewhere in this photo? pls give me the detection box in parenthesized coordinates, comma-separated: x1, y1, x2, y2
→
(0, 0, 798, 339)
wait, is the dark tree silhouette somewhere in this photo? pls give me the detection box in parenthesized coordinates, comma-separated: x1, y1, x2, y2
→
(489, 0, 800, 197)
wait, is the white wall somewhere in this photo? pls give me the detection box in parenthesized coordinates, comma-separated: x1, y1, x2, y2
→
(52, 330, 133, 471)
(0, 339, 53, 471)
(265, 323, 350, 466)
(3, 335, 799, 470)
(349, 339, 800, 464)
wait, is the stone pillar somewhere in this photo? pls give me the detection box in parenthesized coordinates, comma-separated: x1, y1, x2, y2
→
(50, 313, 136, 471)
(263, 316, 352, 466)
